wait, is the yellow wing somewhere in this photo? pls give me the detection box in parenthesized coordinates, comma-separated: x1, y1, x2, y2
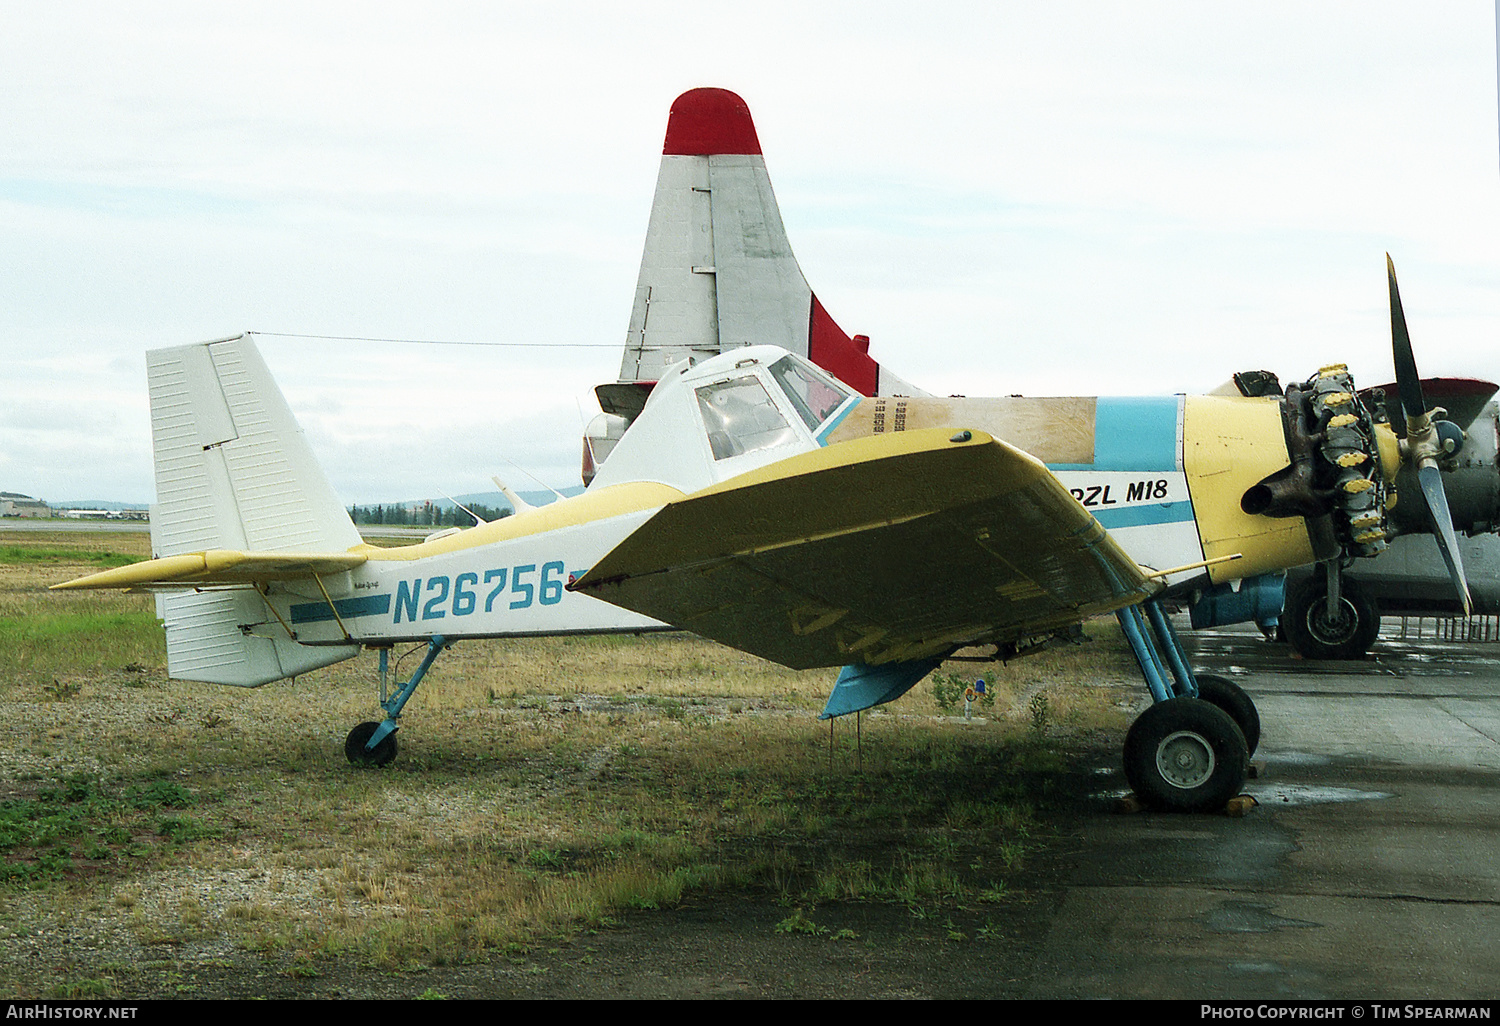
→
(50, 550, 368, 591)
(573, 428, 1150, 669)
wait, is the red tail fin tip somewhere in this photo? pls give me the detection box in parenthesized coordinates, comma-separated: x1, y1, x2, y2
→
(663, 88, 762, 156)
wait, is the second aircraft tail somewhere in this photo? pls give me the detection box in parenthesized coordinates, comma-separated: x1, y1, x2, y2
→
(602, 88, 922, 423)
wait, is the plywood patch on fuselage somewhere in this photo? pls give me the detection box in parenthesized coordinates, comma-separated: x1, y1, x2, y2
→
(824, 396, 1097, 466)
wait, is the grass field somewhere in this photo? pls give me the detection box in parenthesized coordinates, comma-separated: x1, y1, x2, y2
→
(0, 528, 1143, 998)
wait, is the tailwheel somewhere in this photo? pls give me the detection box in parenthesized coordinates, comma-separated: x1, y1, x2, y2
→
(1124, 698, 1248, 812)
(1193, 674, 1261, 757)
(345, 721, 398, 768)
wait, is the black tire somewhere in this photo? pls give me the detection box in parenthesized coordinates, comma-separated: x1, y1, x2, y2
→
(1123, 698, 1249, 813)
(1193, 674, 1261, 757)
(345, 721, 398, 767)
(1283, 574, 1380, 660)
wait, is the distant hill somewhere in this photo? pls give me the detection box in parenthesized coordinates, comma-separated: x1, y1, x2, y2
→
(451, 487, 585, 510)
(53, 499, 150, 511)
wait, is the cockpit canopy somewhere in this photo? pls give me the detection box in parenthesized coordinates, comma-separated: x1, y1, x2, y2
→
(695, 355, 854, 461)
(588, 347, 859, 494)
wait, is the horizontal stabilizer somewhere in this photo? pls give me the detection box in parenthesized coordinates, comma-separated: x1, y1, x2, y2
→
(575, 428, 1149, 669)
(52, 550, 368, 591)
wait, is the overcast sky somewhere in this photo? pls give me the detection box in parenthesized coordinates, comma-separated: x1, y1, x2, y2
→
(3, 2, 1498, 506)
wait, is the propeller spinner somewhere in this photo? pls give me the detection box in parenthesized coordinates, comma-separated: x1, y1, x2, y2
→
(1386, 254, 1472, 615)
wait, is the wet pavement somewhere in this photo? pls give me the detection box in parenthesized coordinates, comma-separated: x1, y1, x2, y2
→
(1024, 624, 1500, 1000)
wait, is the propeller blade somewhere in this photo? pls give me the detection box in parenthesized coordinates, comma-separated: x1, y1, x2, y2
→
(1418, 464, 1472, 617)
(1387, 253, 1428, 423)
(1387, 255, 1470, 614)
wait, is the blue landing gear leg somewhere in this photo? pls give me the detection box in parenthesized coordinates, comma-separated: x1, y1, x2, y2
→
(345, 636, 448, 768)
(1116, 602, 1252, 812)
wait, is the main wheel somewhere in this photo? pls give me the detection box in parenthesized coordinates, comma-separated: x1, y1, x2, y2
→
(1193, 674, 1261, 757)
(1123, 698, 1248, 812)
(345, 721, 398, 767)
(1283, 574, 1379, 660)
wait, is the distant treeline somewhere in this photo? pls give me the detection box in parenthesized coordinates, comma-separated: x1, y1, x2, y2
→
(346, 502, 513, 527)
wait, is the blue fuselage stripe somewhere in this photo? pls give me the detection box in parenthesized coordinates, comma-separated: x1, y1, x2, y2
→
(1091, 501, 1195, 530)
(1049, 396, 1182, 472)
(290, 594, 393, 625)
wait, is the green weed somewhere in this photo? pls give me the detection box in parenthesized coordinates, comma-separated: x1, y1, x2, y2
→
(774, 909, 827, 936)
(0, 774, 215, 886)
(157, 816, 217, 844)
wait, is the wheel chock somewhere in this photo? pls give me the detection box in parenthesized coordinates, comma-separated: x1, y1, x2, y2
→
(1224, 795, 1259, 817)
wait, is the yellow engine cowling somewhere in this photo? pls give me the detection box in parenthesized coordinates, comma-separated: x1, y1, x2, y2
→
(1183, 394, 1328, 584)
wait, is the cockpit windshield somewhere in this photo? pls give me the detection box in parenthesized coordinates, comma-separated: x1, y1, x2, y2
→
(692, 354, 856, 463)
(696, 374, 798, 461)
(768, 355, 853, 432)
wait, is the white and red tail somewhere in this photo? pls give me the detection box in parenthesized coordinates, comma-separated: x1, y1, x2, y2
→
(599, 88, 921, 424)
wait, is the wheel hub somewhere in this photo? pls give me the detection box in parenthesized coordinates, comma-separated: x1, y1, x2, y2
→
(1309, 597, 1358, 645)
(1155, 730, 1216, 789)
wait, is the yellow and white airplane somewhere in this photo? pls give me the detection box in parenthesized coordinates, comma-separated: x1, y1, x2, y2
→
(55, 90, 1485, 813)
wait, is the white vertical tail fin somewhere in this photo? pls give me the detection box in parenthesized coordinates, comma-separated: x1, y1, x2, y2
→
(149, 335, 363, 556)
(601, 88, 921, 422)
(147, 334, 360, 685)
